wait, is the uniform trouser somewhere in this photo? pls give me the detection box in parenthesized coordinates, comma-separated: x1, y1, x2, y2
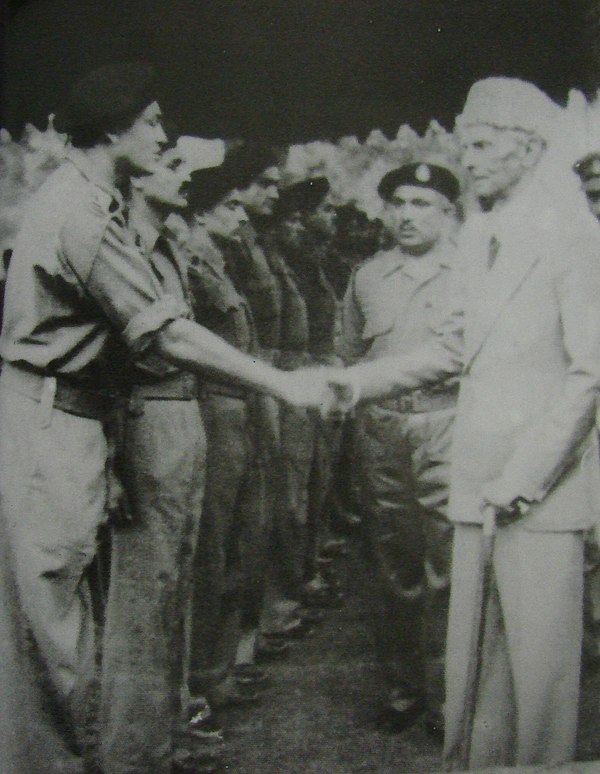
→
(275, 403, 316, 598)
(326, 415, 362, 531)
(356, 403, 454, 714)
(444, 524, 584, 770)
(305, 414, 343, 581)
(99, 400, 206, 774)
(240, 396, 273, 631)
(189, 396, 264, 690)
(0, 377, 107, 773)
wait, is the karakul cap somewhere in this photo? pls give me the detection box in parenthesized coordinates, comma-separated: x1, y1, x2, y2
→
(455, 77, 560, 141)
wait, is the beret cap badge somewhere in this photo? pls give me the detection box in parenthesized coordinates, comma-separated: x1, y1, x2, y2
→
(377, 160, 460, 203)
(415, 164, 432, 183)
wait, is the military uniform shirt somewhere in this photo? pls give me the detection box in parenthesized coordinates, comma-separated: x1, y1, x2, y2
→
(188, 232, 256, 354)
(125, 214, 195, 382)
(340, 241, 460, 386)
(0, 150, 188, 388)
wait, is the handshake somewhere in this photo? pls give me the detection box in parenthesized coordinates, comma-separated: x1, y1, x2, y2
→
(274, 365, 360, 417)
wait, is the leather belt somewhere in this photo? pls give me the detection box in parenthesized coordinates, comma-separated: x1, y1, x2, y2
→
(130, 373, 197, 401)
(379, 388, 458, 414)
(199, 381, 247, 401)
(1, 362, 115, 421)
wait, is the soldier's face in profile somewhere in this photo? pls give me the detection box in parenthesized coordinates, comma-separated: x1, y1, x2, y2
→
(306, 198, 337, 241)
(238, 166, 280, 216)
(460, 124, 529, 203)
(205, 192, 249, 237)
(276, 210, 307, 252)
(385, 184, 451, 254)
(139, 149, 192, 209)
(582, 178, 600, 222)
(113, 101, 168, 173)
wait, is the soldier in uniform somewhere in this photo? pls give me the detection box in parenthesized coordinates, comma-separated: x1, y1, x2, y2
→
(330, 77, 600, 769)
(279, 179, 345, 604)
(260, 180, 324, 610)
(235, 156, 310, 645)
(184, 155, 270, 710)
(339, 160, 460, 734)
(0, 63, 326, 774)
(98, 137, 227, 774)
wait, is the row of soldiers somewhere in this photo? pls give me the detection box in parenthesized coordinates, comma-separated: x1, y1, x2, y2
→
(0, 61, 393, 774)
(3, 62, 600, 774)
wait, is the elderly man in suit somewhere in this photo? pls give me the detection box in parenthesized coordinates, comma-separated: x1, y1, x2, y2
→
(326, 77, 600, 769)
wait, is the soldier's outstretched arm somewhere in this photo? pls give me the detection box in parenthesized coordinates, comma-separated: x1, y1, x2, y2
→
(156, 317, 331, 408)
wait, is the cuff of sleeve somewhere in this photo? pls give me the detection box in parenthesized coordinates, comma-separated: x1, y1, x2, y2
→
(123, 296, 190, 353)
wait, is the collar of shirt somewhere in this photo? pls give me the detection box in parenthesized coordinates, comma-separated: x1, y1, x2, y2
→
(380, 242, 452, 282)
(65, 148, 124, 213)
(128, 210, 161, 255)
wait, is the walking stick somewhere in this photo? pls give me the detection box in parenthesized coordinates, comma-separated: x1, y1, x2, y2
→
(454, 504, 496, 771)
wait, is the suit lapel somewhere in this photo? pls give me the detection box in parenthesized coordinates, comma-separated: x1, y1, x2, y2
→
(463, 214, 543, 370)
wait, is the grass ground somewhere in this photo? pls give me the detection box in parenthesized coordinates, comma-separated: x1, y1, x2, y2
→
(218, 538, 600, 773)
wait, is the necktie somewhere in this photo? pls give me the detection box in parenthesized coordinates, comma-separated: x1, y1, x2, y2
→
(487, 234, 500, 270)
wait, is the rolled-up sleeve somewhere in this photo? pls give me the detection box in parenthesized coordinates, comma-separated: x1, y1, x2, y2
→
(62, 215, 189, 352)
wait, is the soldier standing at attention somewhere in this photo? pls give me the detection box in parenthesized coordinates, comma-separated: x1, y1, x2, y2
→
(99, 137, 226, 774)
(184, 155, 270, 711)
(339, 159, 460, 736)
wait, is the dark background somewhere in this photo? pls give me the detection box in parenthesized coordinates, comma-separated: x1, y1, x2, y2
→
(1, 0, 598, 142)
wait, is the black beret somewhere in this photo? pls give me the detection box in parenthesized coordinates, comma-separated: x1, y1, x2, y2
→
(377, 162, 460, 203)
(573, 153, 600, 181)
(54, 61, 157, 135)
(273, 177, 330, 220)
(189, 165, 240, 214)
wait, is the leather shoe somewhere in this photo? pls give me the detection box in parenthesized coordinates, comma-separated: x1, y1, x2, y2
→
(378, 695, 425, 733)
(255, 636, 291, 661)
(233, 663, 270, 688)
(263, 618, 314, 640)
(319, 537, 348, 558)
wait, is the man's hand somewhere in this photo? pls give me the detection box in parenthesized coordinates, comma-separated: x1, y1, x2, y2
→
(480, 479, 531, 526)
(274, 367, 358, 418)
